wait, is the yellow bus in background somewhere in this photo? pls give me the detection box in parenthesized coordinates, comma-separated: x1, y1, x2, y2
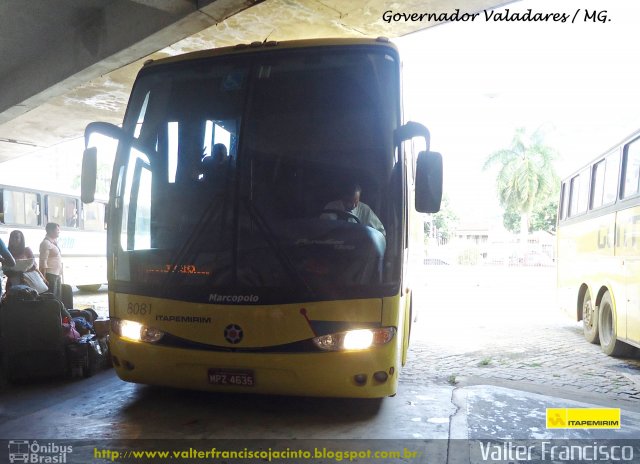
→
(557, 129, 640, 356)
(81, 38, 443, 397)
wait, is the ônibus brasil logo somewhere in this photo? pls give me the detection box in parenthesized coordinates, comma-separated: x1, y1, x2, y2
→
(8, 440, 72, 463)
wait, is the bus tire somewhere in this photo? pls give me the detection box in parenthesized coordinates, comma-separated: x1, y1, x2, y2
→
(77, 284, 102, 292)
(598, 291, 632, 357)
(582, 290, 599, 344)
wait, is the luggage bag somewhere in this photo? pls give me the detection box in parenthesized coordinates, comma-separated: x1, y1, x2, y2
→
(67, 334, 109, 378)
(0, 297, 68, 382)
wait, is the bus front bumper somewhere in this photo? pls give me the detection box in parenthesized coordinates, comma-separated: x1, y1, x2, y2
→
(109, 335, 399, 398)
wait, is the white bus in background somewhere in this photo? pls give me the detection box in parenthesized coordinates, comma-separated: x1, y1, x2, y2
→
(0, 184, 106, 291)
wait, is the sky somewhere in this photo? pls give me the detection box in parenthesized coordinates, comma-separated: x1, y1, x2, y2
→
(396, 0, 640, 225)
(2, 0, 640, 228)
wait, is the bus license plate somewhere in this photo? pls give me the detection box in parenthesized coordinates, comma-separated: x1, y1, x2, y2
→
(208, 369, 255, 387)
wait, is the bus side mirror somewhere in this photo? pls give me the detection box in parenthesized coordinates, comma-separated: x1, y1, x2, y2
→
(81, 121, 126, 205)
(415, 150, 443, 213)
(395, 121, 430, 150)
(81, 146, 97, 204)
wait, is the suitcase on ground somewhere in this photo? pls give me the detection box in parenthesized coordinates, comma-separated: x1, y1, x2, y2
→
(66, 334, 108, 377)
(0, 297, 68, 382)
(62, 283, 73, 310)
(93, 319, 110, 338)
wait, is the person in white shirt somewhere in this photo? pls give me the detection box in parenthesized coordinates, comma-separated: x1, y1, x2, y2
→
(322, 183, 385, 237)
(39, 222, 63, 300)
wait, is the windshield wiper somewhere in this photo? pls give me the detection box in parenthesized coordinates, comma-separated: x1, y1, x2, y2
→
(242, 198, 315, 297)
(161, 171, 233, 291)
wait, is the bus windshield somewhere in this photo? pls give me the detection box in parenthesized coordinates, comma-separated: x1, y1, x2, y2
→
(112, 45, 403, 304)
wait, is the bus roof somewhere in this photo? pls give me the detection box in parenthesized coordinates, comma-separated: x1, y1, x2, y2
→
(141, 37, 398, 70)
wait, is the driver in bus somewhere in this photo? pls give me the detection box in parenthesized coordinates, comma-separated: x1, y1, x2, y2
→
(321, 183, 385, 237)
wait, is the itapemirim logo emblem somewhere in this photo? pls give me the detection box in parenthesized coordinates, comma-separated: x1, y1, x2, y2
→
(224, 324, 244, 344)
(546, 409, 567, 428)
(8, 440, 73, 463)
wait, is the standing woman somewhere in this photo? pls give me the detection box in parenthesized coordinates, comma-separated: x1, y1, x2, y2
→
(39, 223, 62, 300)
(7, 229, 47, 292)
(8, 230, 37, 271)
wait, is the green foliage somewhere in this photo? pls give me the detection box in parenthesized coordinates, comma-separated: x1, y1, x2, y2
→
(503, 198, 558, 233)
(425, 195, 458, 241)
(503, 208, 521, 233)
(531, 199, 558, 233)
(484, 127, 560, 217)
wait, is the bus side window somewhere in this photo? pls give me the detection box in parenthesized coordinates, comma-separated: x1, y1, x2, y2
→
(65, 198, 79, 228)
(603, 150, 620, 205)
(591, 159, 606, 209)
(25, 192, 40, 226)
(47, 195, 68, 227)
(560, 182, 569, 220)
(622, 139, 640, 199)
(569, 169, 589, 217)
(83, 202, 105, 231)
(569, 175, 580, 217)
(2, 190, 25, 224)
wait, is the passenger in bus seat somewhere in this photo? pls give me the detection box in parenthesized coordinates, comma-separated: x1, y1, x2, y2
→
(66, 208, 78, 227)
(321, 182, 386, 237)
(39, 223, 63, 301)
(200, 143, 229, 185)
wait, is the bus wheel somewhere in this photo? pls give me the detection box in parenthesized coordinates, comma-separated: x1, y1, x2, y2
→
(598, 291, 632, 357)
(582, 290, 599, 344)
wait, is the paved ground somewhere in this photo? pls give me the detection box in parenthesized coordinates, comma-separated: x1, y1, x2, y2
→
(403, 265, 640, 406)
(3, 267, 640, 461)
(71, 285, 108, 317)
(73, 266, 640, 405)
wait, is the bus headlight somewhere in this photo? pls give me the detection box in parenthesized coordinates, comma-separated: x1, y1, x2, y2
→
(312, 327, 396, 351)
(344, 329, 374, 350)
(111, 319, 165, 343)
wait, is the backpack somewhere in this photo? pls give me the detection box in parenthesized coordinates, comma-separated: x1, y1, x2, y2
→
(4, 284, 39, 301)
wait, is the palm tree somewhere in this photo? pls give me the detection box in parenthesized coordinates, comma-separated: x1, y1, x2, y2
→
(483, 127, 559, 248)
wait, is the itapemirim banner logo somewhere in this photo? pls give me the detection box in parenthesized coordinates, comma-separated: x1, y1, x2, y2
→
(546, 408, 621, 429)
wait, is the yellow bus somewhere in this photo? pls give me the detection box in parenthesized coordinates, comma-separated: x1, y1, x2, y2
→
(557, 129, 640, 357)
(80, 38, 442, 397)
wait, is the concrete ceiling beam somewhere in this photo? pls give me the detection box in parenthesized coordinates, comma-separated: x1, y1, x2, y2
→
(0, 0, 253, 125)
